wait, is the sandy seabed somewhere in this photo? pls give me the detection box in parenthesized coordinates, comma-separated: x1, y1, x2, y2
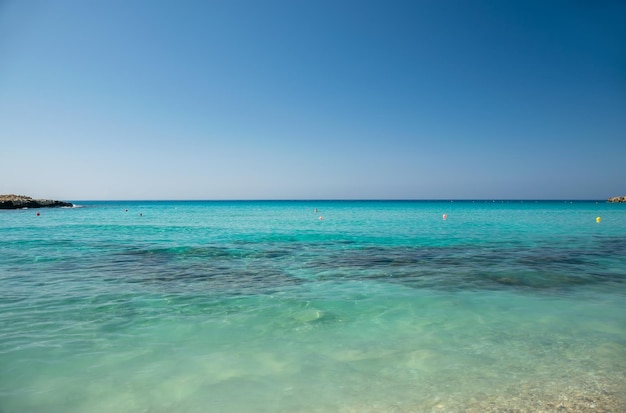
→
(332, 372, 625, 413)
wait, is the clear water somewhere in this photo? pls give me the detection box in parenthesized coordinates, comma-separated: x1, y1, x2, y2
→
(1, 201, 625, 412)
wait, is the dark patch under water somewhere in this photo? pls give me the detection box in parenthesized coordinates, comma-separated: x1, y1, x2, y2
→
(6, 234, 622, 297)
(76, 235, 626, 295)
(312, 241, 626, 290)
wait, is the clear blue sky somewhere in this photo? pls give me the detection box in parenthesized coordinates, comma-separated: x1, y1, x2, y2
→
(1, 0, 624, 200)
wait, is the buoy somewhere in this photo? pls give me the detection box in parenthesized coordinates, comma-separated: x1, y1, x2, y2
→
(36, 212, 40, 217)
(442, 214, 447, 220)
(596, 216, 601, 223)
(319, 216, 323, 221)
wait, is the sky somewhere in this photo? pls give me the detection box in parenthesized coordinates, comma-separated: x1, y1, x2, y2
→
(1, 0, 625, 200)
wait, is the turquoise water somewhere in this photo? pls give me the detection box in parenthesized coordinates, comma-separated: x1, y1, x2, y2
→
(1, 200, 625, 412)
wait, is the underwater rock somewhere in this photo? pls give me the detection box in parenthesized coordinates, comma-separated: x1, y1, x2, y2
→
(292, 309, 326, 323)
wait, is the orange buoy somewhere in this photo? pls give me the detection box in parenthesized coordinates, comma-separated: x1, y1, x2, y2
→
(442, 214, 447, 220)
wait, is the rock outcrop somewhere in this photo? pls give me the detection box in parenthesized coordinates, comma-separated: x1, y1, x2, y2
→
(608, 196, 626, 203)
(0, 194, 73, 209)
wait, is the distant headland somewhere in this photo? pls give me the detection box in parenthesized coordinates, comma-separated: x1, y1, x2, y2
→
(608, 196, 626, 203)
(0, 194, 73, 209)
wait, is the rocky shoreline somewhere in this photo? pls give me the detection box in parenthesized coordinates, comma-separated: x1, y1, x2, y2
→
(0, 194, 73, 209)
(607, 196, 626, 203)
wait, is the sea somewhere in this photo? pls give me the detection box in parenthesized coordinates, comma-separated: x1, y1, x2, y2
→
(1, 200, 625, 412)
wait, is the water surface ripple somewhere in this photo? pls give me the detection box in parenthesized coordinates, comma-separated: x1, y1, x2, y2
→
(1, 201, 625, 412)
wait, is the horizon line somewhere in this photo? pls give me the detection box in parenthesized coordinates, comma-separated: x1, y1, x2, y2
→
(66, 198, 611, 202)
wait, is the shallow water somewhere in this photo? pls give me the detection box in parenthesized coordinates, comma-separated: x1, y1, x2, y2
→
(1, 201, 625, 412)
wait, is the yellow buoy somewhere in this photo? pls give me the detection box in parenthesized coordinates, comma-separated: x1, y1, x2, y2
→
(596, 216, 601, 223)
